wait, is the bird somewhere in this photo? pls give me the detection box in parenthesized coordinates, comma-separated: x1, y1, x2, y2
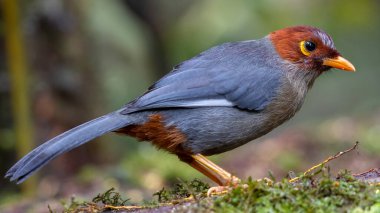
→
(6, 26, 355, 193)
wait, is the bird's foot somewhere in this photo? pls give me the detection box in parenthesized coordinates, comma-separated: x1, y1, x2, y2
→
(207, 183, 248, 197)
(207, 185, 230, 196)
(207, 176, 247, 196)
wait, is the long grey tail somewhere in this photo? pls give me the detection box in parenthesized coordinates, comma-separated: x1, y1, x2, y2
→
(5, 110, 133, 183)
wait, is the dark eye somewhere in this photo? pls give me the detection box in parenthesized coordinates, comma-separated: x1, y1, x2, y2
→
(304, 41, 316, 52)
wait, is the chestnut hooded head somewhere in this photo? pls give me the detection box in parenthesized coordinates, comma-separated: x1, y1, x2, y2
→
(270, 25, 355, 72)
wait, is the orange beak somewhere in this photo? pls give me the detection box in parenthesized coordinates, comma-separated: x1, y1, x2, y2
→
(322, 56, 356, 72)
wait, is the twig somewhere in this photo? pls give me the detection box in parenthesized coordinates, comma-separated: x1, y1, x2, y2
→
(353, 168, 380, 184)
(104, 204, 145, 210)
(289, 141, 359, 183)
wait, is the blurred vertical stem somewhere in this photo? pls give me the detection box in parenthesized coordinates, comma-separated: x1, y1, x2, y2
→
(2, 0, 36, 195)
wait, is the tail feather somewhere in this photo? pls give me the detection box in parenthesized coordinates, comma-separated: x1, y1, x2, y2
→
(5, 110, 133, 183)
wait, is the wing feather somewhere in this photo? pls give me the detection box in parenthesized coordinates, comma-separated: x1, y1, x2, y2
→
(123, 39, 284, 113)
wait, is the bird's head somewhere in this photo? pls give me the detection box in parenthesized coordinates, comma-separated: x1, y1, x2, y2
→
(270, 26, 355, 72)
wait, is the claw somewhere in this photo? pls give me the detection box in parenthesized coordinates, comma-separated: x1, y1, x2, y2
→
(207, 183, 249, 197)
(207, 186, 229, 196)
(208, 175, 243, 196)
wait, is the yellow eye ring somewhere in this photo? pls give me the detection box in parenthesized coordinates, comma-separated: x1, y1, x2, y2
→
(300, 40, 316, 56)
(300, 41, 310, 56)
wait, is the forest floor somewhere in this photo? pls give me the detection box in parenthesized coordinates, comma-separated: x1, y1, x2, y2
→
(56, 143, 380, 212)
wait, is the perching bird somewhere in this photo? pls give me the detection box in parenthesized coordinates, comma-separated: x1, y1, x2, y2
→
(6, 26, 355, 192)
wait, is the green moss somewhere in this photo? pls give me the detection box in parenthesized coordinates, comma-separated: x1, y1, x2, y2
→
(153, 178, 210, 203)
(92, 187, 130, 206)
(59, 196, 91, 213)
(213, 169, 380, 212)
(55, 188, 131, 212)
(52, 169, 380, 212)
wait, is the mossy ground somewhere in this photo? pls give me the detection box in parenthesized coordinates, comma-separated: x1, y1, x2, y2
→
(55, 168, 380, 213)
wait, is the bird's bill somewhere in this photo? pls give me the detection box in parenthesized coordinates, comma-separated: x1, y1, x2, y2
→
(322, 56, 356, 72)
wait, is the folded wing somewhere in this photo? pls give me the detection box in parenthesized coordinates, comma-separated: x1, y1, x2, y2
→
(123, 39, 283, 113)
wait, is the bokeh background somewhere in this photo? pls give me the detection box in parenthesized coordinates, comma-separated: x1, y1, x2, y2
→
(1, 0, 379, 211)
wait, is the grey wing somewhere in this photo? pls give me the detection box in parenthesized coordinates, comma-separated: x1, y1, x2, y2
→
(123, 40, 283, 113)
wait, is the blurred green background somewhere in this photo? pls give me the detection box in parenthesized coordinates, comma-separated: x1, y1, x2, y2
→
(1, 0, 379, 211)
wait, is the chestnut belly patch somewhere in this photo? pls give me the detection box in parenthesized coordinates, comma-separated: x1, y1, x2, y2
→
(115, 114, 187, 154)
